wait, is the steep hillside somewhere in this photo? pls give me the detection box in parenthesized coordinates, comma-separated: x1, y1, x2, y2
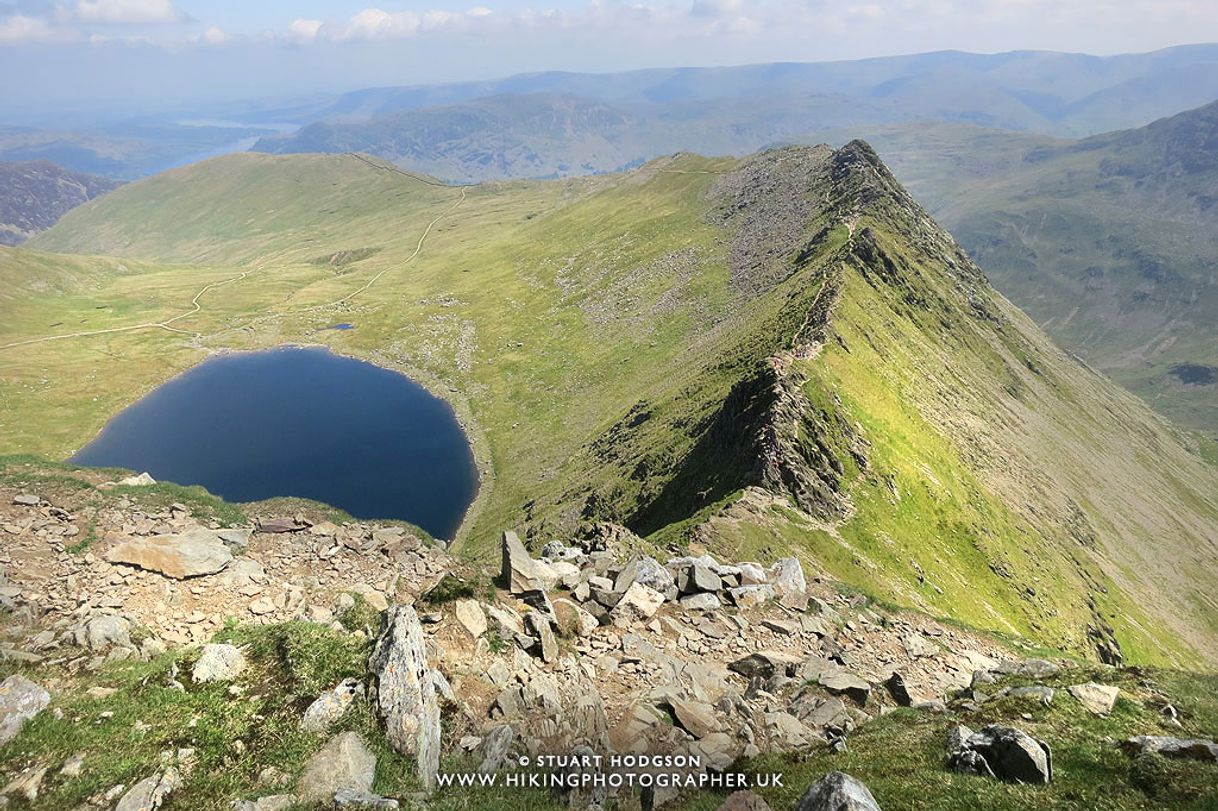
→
(905, 101, 1218, 435)
(14, 146, 1218, 670)
(0, 161, 119, 246)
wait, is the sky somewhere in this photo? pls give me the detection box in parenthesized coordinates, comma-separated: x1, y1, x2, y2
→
(3, 0, 1218, 116)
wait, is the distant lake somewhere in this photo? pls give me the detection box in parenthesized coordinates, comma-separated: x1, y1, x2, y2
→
(72, 347, 478, 539)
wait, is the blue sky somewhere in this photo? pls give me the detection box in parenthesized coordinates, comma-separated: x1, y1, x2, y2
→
(4, 1, 1218, 114)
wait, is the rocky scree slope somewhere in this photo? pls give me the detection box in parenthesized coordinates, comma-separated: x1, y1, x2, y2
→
(1, 465, 1217, 810)
(19, 144, 1218, 670)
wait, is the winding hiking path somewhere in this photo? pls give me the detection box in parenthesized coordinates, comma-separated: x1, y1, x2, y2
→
(0, 154, 466, 351)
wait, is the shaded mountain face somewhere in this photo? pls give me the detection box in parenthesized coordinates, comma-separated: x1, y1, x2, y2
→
(0, 160, 119, 246)
(903, 100, 1218, 435)
(17, 145, 1218, 670)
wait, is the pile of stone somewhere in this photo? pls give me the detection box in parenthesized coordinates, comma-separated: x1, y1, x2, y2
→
(500, 529, 811, 630)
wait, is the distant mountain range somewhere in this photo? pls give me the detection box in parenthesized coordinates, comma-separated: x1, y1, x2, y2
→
(254, 44, 1218, 181)
(0, 160, 119, 246)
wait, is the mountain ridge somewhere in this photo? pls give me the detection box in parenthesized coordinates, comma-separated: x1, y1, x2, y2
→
(13, 143, 1218, 669)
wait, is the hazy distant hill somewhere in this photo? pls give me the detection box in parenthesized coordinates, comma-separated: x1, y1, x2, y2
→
(0, 160, 119, 246)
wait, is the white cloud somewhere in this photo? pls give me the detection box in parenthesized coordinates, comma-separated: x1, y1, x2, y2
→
(0, 13, 57, 42)
(73, 0, 186, 25)
(199, 25, 227, 44)
(287, 17, 322, 43)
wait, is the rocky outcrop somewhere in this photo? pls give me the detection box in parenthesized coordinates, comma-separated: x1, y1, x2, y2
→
(369, 605, 441, 789)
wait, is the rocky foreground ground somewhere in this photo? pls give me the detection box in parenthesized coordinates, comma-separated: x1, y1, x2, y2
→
(0, 464, 1216, 810)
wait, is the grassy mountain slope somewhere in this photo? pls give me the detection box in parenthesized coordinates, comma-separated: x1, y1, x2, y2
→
(892, 101, 1218, 436)
(13, 146, 1218, 669)
(0, 160, 119, 246)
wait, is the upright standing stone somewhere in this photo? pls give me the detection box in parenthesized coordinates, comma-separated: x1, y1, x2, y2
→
(369, 606, 441, 789)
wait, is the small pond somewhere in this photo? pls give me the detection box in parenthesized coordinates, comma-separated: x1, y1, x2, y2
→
(72, 347, 478, 539)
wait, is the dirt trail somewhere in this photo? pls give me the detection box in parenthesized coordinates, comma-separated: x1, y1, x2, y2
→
(0, 155, 467, 352)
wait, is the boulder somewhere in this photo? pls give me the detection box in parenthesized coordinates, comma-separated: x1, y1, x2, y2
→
(454, 599, 488, 639)
(612, 582, 666, 625)
(500, 530, 558, 593)
(667, 697, 720, 739)
(728, 651, 801, 680)
(1068, 683, 1120, 716)
(1121, 736, 1218, 762)
(368, 606, 441, 789)
(884, 672, 912, 707)
(0, 675, 50, 746)
(75, 613, 132, 651)
(794, 771, 881, 811)
(192, 644, 247, 683)
(115, 768, 182, 811)
(768, 557, 808, 608)
(257, 517, 305, 533)
(951, 725, 1052, 784)
(106, 527, 234, 579)
(119, 472, 157, 486)
(820, 671, 871, 705)
(12, 494, 40, 507)
(677, 562, 721, 595)
(622, 556, 677, 599)
(728, 585, 776, 608)
(231, 796, 296, 811)
(300, 679, 364, 733)
(297, 732, 377, 804)
(526, 611, 558, 663)
(679, 593, 722, 611)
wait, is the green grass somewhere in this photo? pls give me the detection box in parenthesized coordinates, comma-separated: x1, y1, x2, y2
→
(673, 665, 1218, 811)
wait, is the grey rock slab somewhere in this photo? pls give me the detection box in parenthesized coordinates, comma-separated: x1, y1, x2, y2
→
(957, 725, 1052, 784)
(368, 605, 440, 789)
(297, 731, 377, 804)
(1121, 736, 1218, 762)
(192, 644, 247, 683)
(1068, 683, 1120, 716)
(794, 771, 881, 811)
(300, 678, 364, 733)
(105, 527, 234, 579)
(115, 768, 182, 811)
(0, 675, 50, 746)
